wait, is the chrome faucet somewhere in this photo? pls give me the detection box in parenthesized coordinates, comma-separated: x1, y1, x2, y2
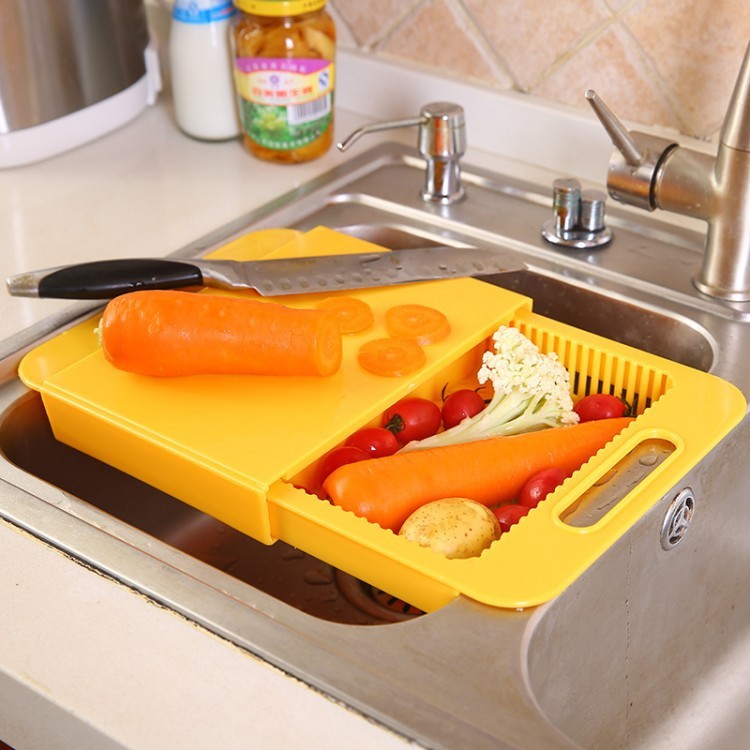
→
(587, 40, 750, 301)
(337, 102, 466, 204)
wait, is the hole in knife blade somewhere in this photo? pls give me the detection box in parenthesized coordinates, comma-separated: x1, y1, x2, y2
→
(360, 253, 387, 264)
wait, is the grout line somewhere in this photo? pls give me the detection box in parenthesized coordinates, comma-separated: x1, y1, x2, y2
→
(600, 0, 643, 13)
(528, 0, 691, 137)
(331, 0, 725, 142)
(612, 15, 696, 137)
(326, 2, 356, 49)
(451, 0, 518, 89)
(367, 0, 426, 53)
(530, 15, 617, 91)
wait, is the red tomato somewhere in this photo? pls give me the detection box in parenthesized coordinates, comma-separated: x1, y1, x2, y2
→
(382, 397, 442, 444)
(441, 388, 486, 429)
(518, 467, 566, 508)
(492, 504, 529, 532)
(345, 426, 399, 457)
(317, 445, 369, 487)
(573, 394, 630, 422)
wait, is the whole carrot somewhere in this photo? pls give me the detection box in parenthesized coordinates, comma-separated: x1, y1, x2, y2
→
(323, 417, 634, 531)
(99, 290, 342, 377)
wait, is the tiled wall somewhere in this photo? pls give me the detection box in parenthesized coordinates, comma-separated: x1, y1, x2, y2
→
(330, 0, 750, 141)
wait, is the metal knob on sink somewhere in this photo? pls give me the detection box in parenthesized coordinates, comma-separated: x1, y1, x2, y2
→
(541, 177, 613, 249)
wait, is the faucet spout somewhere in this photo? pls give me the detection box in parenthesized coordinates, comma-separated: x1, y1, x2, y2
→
(720, 40, 750, 151)
(588, 39, 750, 302)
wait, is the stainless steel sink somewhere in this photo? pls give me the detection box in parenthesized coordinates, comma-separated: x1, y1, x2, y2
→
(1, 142, 749, 749)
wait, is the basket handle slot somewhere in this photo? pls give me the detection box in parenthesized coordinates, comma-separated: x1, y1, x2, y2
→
(559, 438, 675, 528)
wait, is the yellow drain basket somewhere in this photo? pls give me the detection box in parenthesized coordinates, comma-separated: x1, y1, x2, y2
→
(18, 227, 747, 612)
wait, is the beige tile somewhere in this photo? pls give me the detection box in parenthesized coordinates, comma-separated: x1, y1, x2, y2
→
(534, 24, 680, 131)
(326, 4, 356, 49)
(378, 0, 512, 87)
(461, 0, 612, 89)
(331, 0, 750, 138)
(330, 0, 421, 49)
(602, 0, 640, 11)
(621, 0, 750, 136)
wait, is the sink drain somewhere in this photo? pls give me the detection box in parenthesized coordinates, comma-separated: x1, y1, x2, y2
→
(335, 570, 424, 622)
(660, 487, 695, 550)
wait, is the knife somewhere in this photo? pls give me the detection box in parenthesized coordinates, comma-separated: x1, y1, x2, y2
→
(6, 247, 520, 300)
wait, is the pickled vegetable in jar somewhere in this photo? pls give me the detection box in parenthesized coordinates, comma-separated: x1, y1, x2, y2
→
(231, 0, 336, 163)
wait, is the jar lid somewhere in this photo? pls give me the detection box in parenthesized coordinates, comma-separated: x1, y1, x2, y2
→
(234, 0, 327, 16)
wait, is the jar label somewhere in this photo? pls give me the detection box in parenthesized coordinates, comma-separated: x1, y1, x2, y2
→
(172, 0, 235, 24)
(234, 57, 334, 150)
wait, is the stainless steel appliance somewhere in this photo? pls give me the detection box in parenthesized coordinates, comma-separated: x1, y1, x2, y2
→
(0, 0, 161, 167)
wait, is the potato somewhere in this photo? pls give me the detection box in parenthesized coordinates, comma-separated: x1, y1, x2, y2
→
(399, 497, 501, 559)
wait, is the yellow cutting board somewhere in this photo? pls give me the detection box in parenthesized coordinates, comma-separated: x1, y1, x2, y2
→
(19, 227, 532, 547)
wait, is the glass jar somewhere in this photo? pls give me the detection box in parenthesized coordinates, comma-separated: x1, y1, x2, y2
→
(231, 0, 336, 163)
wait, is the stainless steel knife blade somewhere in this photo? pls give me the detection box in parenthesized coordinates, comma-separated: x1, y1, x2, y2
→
(6, 246, 522, 300)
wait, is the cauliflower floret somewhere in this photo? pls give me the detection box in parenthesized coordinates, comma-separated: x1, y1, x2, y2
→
(402, 325, 578, 451)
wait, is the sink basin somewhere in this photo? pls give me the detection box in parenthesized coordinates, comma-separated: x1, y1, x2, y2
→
(0, 391, 421, 625)
(2, 142, 749, 749)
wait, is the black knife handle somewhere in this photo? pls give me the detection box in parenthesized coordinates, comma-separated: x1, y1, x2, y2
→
(36, 259, 205, 299)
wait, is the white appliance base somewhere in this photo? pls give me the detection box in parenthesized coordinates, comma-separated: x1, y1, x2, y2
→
(0, 45, 161, 169)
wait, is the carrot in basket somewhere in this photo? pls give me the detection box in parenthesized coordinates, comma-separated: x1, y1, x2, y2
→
(99, 290, 342, 377)
(385, 303, 451, 345)
(323, 417, 634, 531)
(315, 296, 374, 334)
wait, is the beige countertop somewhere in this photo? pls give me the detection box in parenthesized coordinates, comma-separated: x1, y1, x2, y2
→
(0, 103, 373, 338)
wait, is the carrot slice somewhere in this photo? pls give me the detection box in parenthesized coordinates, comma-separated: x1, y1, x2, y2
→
(315, 296, 374, 334)
(100, 290, 342, 377)
(384, 304, 451, 345)
(324, 417, 634, 531)
(358, 337, 426, 377)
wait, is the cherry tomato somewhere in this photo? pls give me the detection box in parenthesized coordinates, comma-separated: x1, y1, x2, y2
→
(441, 388, 486, 429)
(492, 504, 529, 532)
(518, 467, 567, 508)
(317, 445, 369, 487)
(573, 394, 630, 422)
(345, 426, 399, 457)
(382, 397, 442, 444)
